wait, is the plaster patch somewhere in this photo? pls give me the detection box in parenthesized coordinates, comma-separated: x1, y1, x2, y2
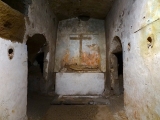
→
(55, 73, 105, 95)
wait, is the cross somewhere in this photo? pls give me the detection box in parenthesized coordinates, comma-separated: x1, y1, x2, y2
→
(70, 34, 91, 64)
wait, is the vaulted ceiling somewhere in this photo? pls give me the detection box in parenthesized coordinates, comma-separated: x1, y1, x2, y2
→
(48, 0, 115, 20)
(1, 0, 31, 15)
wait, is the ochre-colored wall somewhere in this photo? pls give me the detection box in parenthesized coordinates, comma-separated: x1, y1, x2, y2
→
(0, 1, 25, 43)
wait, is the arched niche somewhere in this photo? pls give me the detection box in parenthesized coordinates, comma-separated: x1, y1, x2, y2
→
(110, 36, 122, 53)
(26, 34, 47, 63)
(110, 36, 123, 95)
(26, 34, 47, 93)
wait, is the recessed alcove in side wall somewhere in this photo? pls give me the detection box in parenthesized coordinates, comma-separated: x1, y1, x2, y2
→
(26, 34, 46, 92)
(110, 36, 123, 95)
(26, 34, 46, 63)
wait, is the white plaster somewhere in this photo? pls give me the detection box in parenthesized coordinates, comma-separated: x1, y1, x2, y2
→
(106, 0, 160, 119)
(55, 73, 105, 95)
(0, 38, 27, 120)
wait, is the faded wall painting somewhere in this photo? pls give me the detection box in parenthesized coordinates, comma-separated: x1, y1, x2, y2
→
(54, 18, 106, 72)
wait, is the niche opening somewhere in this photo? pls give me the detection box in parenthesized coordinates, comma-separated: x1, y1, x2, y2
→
(110, 36, 123, 95)
(147, 36, 153, 49)
(8, 48, 14, 60)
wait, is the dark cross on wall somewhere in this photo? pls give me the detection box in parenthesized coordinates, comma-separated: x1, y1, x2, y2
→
(70, 34, 92, 64)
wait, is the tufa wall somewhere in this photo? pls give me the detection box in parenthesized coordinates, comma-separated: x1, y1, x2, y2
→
(0, 1, 25, 43)
(106, 0, 160, 119)
(24, 0, 58, 93)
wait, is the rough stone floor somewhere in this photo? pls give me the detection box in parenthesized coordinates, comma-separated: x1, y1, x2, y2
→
(27, 93, 127, 120)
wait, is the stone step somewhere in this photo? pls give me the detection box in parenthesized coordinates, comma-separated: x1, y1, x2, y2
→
(51, 95, 110, 105)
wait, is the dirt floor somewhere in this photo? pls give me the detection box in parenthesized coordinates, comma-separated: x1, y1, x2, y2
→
(27, 93, 127, 120)
(27, 92, 53, 120)
(43, 105, 114, 120)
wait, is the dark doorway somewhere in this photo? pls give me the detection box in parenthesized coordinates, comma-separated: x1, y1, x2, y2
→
(114, 52, 123, 76)
(35, 52, 44, 74)
(114, 51, 123, 94)
(26, 34, 46, 93)
(110, 36, 123, 95)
